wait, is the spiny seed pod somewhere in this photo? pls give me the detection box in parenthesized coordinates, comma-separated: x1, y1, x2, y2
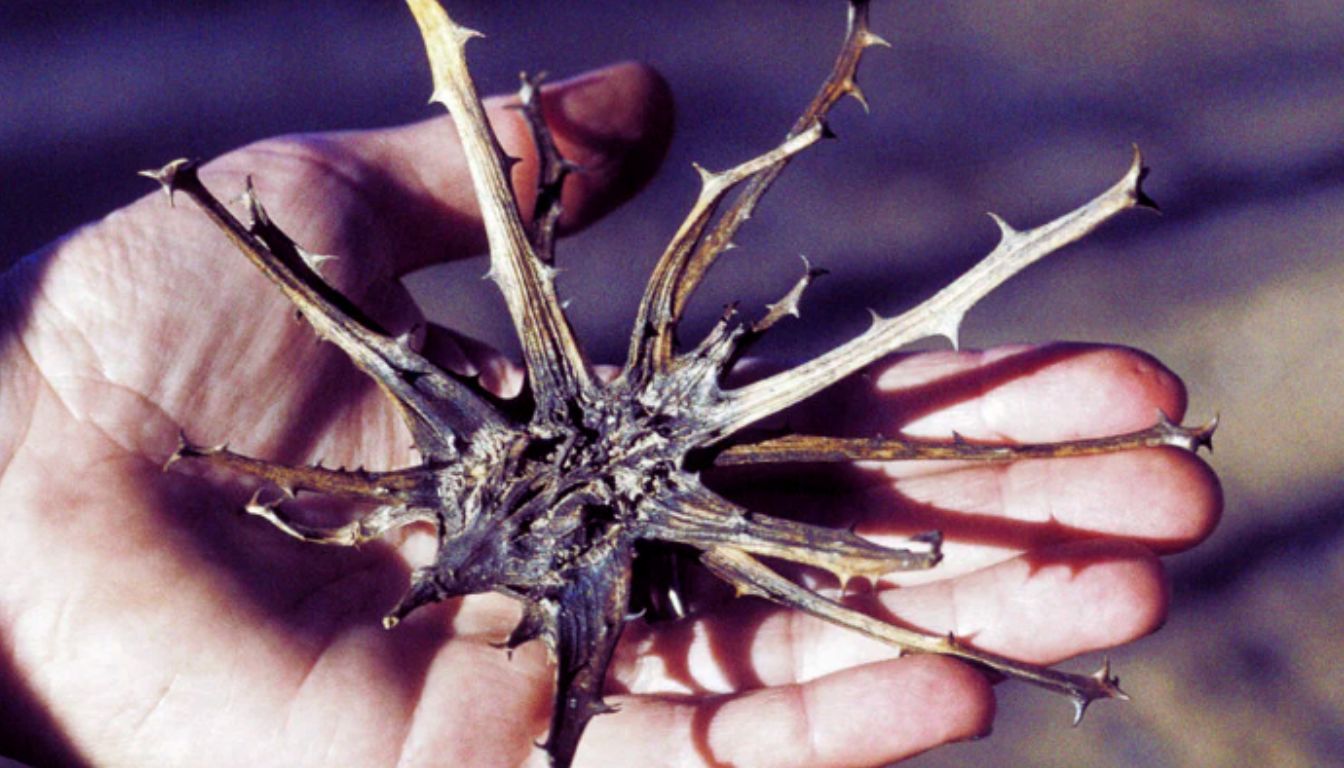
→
(144, 2, 1213, 766)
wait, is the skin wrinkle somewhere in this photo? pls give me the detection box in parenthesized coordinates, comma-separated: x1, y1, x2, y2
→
(280, 635, 331, 756)
(394, 653, 452, 768)
(45, 583, 78, 675)
(30, 285, 108, 405)
(1041, 453, 1065, 528)
(973, 355, 1013, 443)
(391, 670, 425, 768)
(16, 243, 176, 462)
(791, 680, 822, 768)
(38, 374, 176, 459)
(943, 575, 973, 643)
(0, 342, 39, 490)
(133, 673, 181, 739)
(787, 602, 807, 687)
(55, 227, 177, 383)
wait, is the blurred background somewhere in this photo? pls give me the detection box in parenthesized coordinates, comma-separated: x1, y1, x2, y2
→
(4, 1, 1342, 765)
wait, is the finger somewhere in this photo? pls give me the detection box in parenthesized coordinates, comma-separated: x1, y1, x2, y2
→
(717, 445, 1218, 584)
(861, 344, 1220, 567)
(715, 344, 1220, 561)
(870, 441, 1222, 570)
(419, 322, 526, 399)
(343, 61, 673, 274)
(771, 343, 1187, 441)
(614, 541, 1162, 697)
(580, 656, 992, 768)
(875, 343, 1188, 440)
(416, 324, 619, 402)
(873, 539, 1167, 664)
(203, 61, 672, 278)
(376, 59, 672, 273)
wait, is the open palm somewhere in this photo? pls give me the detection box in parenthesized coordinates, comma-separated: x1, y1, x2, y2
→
(0, 63, 1218, 768)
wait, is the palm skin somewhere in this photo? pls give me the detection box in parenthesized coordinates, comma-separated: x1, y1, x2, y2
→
(0, 63, 1219, 768)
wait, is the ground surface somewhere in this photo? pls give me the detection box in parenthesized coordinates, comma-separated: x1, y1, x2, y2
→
(4, 1, 1342, 765)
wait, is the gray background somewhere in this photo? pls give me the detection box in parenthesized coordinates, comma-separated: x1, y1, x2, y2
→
(5, 1, 1342, 765)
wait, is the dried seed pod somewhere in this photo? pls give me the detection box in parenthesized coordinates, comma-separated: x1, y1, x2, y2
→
(147, 2, 1212, 766)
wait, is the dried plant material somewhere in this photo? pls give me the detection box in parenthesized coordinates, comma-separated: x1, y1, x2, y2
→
(144, 1, 1214, 766)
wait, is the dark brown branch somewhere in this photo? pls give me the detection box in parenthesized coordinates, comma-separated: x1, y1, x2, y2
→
(141, 159, 505, 459)
(165, 432, 436, 502)
(543, 549, 631, 768)
(516, 71, 573, 263)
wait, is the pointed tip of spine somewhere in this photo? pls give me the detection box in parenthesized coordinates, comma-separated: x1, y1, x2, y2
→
(240, 176, 271, 231)
(299, 247, 338, 274)
(1069, 696, 1088, 727)
(1071, 657, 1127, 725)
(864, 307, 886, 331)
(797, 253, 829, 280)
(407, 0, 484, 106)
(517, 69, 547, 100)
(163, 429, 195, 471)
(987, 211, 1020, 241)
(1125, 144, 1160, 213)
(859, 29, 892, 49)
(243, 487, 282, 516)
(908, 530, 943, 565)
(844, 81, 871, 113)
(936, 311, 965, 351)
(139, 158, 197, 205)
(1197, 413, 1220, 452)
(382, 569, 442, 629)
(1093, 657, 1128, 700)
(691, 162, 716, 187)
(1155, 409, 1217, 453)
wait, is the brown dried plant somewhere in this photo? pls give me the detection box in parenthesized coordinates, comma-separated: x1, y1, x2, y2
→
(141, 1, 1214, 766)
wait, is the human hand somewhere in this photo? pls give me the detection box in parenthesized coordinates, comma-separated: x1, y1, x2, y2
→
(0, 57, 1219, 768)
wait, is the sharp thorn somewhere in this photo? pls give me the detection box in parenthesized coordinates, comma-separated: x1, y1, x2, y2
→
(239, 175, 272, 232)
(1070, 695, 1088, 727)
(1124, 144, 1160, 213)
(859, 30, 892, 49)
(692, 162, 716, 186)
(299, 247, 338, 274)
(988, 211, 1019, 240)
(1197, 413, 1220, 452)
(845, 82, 871, 113)
(138, 158, 196, 206)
